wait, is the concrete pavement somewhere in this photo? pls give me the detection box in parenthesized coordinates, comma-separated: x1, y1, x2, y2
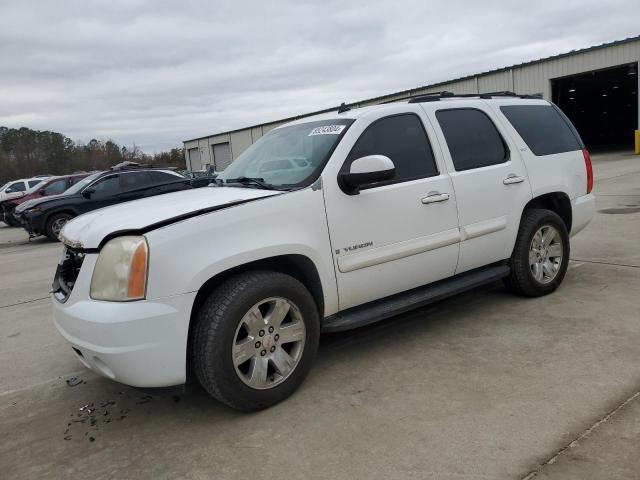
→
(1, 150, 639, 479)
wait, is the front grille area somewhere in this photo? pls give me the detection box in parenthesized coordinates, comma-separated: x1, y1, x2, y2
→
(52, 247, 85, 303)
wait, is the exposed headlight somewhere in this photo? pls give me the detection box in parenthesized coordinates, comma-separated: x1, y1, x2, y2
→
(90, 236, 148, 301)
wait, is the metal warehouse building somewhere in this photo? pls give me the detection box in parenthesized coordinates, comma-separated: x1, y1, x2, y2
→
(184, 35, 640, 171)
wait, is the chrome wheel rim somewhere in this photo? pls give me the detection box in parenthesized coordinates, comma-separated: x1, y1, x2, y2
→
(529, 225, 563, 284)
(232, 297, 306, 390)
(51, 217, 68, 238)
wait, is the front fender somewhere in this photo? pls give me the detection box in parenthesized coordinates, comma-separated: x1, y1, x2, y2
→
(144, 187, 339, 316)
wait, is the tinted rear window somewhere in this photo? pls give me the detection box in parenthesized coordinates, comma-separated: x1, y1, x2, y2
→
(500, 105, 581, 156)
(436, 109, 508, 171)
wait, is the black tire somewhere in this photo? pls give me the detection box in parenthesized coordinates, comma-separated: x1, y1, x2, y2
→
(4, 213, 18, 227)
(191, 271, 320, 411)
(505, 208, 570, 297)
(45, 213, 73, 241)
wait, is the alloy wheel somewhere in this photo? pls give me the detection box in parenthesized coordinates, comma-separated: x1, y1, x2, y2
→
(529, 225, 563, 284)
(51, 217, 68, 238)
(232, 297, 306, 390)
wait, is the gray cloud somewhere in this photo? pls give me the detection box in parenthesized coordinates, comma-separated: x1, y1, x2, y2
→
(0, 0, 637, 151)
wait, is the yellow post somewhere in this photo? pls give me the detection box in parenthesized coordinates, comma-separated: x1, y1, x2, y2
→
(636, 130, 640, 155)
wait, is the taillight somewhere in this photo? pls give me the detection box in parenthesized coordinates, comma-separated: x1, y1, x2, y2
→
(582, 148, 593, 194)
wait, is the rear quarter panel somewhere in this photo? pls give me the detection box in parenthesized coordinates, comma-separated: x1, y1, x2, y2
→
(487, 100, 587, 201)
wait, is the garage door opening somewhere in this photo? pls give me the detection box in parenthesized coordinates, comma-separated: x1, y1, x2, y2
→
(552, 63, 638, 151)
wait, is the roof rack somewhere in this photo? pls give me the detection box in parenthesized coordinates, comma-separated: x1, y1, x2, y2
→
(409, 90, 542, 103)
(337, 102, 351, 114)
(109, 161, 174, 171)
(407, 91, 542, 103)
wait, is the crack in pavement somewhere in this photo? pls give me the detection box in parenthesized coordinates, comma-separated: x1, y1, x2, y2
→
(570, 258, 640, 269)
(0, 296, 50, 309)
(594, 171, 640, 183)
(521, 390, 640, 479)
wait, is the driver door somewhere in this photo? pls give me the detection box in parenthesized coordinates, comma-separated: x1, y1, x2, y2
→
(322, 107, 460, 310)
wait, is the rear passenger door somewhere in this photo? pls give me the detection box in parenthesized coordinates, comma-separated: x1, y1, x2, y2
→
(323, 107, 460, 310)
(426, 102, 532, 273)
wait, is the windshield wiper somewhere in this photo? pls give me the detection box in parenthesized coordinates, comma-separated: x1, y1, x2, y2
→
(224, 177, 278, 190)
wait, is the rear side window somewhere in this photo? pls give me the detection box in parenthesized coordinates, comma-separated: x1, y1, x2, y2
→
(345, 114, 438, 185)
(500, 105, 581, 156)
(436, 109, 508, 171)
(149, 171, 181, 183)
(28, 180, 41, 188)
(42, 179, 67, 195)
(120, 172, 153, 190)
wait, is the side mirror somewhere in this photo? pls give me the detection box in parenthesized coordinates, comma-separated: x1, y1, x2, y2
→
(338, 155, 395, 194)
(38, 190, 46, 196)
(82, 188, 95, 199)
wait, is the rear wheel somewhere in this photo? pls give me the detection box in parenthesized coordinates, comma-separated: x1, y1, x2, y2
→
(191, 271, 320, 411)
(505, 208, 570, 297)
(45, 213, 73, 241)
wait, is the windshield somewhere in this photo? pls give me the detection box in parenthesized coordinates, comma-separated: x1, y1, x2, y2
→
(217, 119, 353, 188)
(63, 172, 102, 195)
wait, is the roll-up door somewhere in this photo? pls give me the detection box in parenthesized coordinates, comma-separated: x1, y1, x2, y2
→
(212, 143, 232, 171)
(188, 148, 201, 170)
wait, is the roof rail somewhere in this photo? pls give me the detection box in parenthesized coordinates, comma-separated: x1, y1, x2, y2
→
(407, 91, 542, 103)
(337, 102, 351, 113)
(109, 161, 173, 171)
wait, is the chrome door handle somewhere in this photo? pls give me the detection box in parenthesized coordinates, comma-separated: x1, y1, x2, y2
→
(421, 192, 450, 204)
(503, 175, 525, 185)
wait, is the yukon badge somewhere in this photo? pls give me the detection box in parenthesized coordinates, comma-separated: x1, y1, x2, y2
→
(335, 241, 373, 255)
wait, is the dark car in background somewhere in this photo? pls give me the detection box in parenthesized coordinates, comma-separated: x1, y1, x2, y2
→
(15, 164, 192, 240)
(180, 169, 218, 188)
(1, 173, 91, 227)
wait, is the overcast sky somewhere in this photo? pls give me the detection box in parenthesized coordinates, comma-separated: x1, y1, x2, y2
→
(0, 0, 637, 152)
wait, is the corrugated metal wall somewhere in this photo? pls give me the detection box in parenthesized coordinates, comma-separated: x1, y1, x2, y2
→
(185, 38, 640, 169)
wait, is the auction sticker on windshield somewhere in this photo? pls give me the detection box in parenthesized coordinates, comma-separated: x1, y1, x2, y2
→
(308, 125, 346, 136)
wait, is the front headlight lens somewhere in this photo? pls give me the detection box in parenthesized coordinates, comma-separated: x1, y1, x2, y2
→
(90, 236, 148, 301)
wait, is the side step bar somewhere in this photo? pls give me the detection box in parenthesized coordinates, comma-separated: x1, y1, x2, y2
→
(322, 264, 510, 332)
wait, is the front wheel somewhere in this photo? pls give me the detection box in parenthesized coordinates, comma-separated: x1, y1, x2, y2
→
(4, 212, 19, 227)
(191, 271, 320, 411)
(505, 208, 570, 297)
(45, 213, 73, 241)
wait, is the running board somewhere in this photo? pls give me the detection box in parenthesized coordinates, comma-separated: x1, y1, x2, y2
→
(322, 264, 510, 332)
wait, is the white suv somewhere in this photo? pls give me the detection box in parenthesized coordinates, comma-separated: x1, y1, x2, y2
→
(53, 94, 595, 411)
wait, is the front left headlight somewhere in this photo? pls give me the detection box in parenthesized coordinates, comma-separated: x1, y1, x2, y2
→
(90, 236, 148, 301)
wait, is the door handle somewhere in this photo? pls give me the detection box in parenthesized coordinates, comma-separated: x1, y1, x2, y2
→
(503, 175, 525, 185)
(421, 192, 450, 204)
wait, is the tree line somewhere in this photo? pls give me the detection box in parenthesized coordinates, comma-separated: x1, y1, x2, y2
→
(0, 126, 185, 186)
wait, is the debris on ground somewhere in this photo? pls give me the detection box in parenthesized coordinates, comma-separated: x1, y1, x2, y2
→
(62, 392, 164, 442)
(66, 376, 82, 387)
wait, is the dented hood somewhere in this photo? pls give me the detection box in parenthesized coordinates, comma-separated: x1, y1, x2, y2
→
(60, 186, 282, 249)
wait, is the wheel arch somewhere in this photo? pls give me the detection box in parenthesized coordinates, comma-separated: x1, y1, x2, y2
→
(185, 254, 325, 381)
(522, 192, 572, 233)
(43, 208, 77, 229)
